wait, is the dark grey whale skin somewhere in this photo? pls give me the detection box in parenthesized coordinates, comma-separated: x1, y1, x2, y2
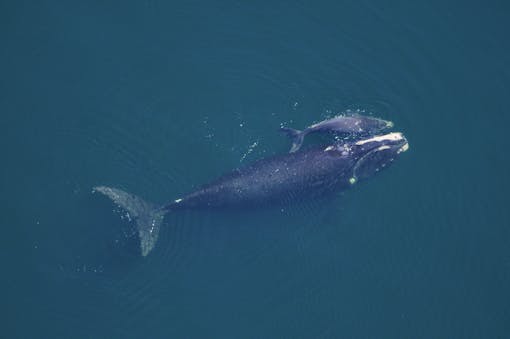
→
(163, 146, 355, 211)
(163, 133, 405, 211)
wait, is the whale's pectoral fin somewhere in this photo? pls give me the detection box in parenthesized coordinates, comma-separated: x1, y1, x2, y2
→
(93, 186, 167, 256)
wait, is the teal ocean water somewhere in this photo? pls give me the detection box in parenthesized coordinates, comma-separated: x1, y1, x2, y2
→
(2, 1, 510, 337)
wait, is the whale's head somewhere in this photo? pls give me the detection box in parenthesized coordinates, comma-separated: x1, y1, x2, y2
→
(357, 116, 394, 133)
(346, 132, 409, 183)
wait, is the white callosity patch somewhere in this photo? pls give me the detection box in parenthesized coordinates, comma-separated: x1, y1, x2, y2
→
(376, 145, 391, 151)
(398, 143, 409, 153)
(355, 132, 404, 145)
(324, 144, 351, 155)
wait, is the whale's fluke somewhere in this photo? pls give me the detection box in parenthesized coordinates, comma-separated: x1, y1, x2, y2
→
(280, 127, 306, 153)
(93, 186, 167, 256)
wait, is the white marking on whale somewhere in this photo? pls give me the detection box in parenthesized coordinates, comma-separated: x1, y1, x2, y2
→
(355, 132, 404, 145)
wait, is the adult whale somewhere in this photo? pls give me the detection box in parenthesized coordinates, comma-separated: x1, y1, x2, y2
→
(94, 132, 409, 256)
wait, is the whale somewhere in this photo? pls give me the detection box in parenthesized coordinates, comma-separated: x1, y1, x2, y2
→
(94, 132, 409, 256)
(280, 114, 393, 153)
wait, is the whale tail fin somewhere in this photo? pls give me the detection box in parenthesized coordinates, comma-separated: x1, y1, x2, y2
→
(280, 127, 305, 153)
(93, 186, 167, 256)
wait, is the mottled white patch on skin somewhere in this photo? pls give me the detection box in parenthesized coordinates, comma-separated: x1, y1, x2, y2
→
(355, 132, 404, 145)
(398, 143, 409, 153)
(376, 145, 391, 151)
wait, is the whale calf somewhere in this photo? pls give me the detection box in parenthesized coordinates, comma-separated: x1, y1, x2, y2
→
(94, 132, 408, 256)
(280, 115, 393, 153)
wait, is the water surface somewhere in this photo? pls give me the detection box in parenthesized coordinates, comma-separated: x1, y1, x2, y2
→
(2, 1, 510, 337)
